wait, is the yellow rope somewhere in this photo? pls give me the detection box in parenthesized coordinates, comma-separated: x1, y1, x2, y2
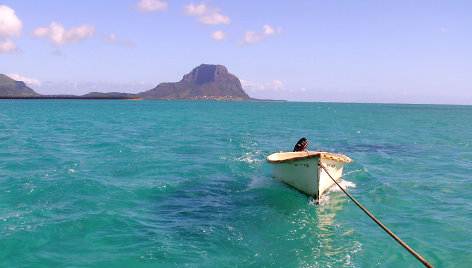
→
(319, 163, 434, 268)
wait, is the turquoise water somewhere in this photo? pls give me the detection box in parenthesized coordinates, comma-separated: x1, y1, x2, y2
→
(1, 100, 471, 267)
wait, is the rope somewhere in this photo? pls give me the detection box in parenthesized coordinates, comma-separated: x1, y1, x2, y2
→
(319, 163, 434, 268)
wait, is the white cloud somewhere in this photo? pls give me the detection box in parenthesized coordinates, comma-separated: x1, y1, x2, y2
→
(199, 13, 230, 25)
(0, 38, 18, 53)
(211, 30, 227, 41)
(0, 5, 22, 38)
(241, 79, 307, 100)
(238, 24, 282, 45)
(0, 5, 22, 54)
(184, 3, 214, 16)
(241, 79, 294, 99)
(244, 30, 264, 44)
(241, 79, 287, 91)
(240, 80, 265, 90)
(7, 74, 41, 86)
(184, 3, 230, 25)
(32, 22, 96, 46)
(271, 80, 285, 90)
(107, 33, 117, 41)
(106, 33, 135, 47)
(263, 24, 275, 35)
(136, 0, 168, 13)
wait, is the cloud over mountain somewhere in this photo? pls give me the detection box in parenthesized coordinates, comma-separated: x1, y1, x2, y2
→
(7, 74, 41, 87)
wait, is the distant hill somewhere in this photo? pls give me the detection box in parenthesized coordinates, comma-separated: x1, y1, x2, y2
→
(0, 75, 140, 99)
(139, 64, 253, 100)
(0, 74, 41, 97)
(82, 92, 141, 99)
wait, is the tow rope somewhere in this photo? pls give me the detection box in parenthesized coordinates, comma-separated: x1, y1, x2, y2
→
(319, 163, 433, 268)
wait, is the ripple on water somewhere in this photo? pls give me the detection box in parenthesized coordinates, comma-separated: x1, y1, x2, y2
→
(0, 101, 471, 266)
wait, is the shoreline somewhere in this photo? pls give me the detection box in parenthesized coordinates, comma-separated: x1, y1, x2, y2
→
(0, 96, 142, 100)
(0, 96, 288, 101)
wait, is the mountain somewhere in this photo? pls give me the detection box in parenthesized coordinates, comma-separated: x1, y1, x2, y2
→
(81, 92, 141, 99)
(0, 75, 139, 99)
(0, 74, 41, 97)
(139, 64, 253, 100)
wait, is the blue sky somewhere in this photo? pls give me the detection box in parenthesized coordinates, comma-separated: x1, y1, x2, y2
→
(1, 0, 471, 104)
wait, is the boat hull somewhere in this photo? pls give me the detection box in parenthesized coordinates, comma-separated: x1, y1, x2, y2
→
(267, 151, 351, 200)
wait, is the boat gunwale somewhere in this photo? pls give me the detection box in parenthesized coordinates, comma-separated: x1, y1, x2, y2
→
(266, 151, 353, 163)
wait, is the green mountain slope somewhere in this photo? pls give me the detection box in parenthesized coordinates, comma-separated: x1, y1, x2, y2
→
(0, 74, 41, 97)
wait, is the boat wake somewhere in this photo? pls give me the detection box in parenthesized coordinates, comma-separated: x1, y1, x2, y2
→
(326, 179, 356, 193)
(219, 151, 264, 164)
(313, 180, 356, 205)
(234, 152, 263, 164)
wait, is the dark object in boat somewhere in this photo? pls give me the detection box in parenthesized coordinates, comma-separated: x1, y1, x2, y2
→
(293, 137, 308, 152)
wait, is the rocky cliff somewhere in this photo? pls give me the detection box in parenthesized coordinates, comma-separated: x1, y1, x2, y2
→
(139, 64, 252, 100)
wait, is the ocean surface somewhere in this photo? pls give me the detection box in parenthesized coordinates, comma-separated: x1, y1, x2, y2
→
(1, 100, 471, 267)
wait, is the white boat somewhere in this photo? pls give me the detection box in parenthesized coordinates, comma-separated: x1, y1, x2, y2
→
(266, 151, 353, 200)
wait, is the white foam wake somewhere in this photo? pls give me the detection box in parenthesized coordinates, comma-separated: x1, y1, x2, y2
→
(326, 179, 356, 193)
